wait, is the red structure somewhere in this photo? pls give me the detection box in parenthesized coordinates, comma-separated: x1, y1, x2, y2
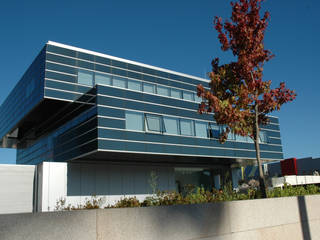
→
(280, 158, 298, 176)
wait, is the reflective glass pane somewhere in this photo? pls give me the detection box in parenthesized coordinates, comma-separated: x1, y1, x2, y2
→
(125, 111, 144, 131)
(180, 119, 194, 136)
(235, 134, 248, 142)
(183, 91, 194, 101)
(171, 88, 182, 99)
(146, 114, 161, 132)
(209, 124, 220, 138)
(247, 137, 254, 143)
(78, 70, 93, 86)
(113, 76, 127, 88)
(163, 117, 179, 135)
(195, 95, 202, 103)
(95, 73, 111, 85)
(195, 121, 208, 138)
(157, 85, 170, 96)
(128, 79, 142, 91)
(259, 131, 267, 143)
(143, 83, 156, 94)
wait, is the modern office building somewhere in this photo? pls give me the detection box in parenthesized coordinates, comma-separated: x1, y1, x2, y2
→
(0, 41, 283, 209)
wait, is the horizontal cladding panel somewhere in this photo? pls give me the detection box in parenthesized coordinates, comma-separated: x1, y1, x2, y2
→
(97, 95, 213, 122)
(56, 117, 97, 143)
(45, 79, 92, 95)
(97, 106, 125, 119)
(45, 70, 76, 83)
(44, 88, 94, 102)
(55, 140, 98, 162)
(54, 129, 97, 155)
(98, 139, 283, 160)
(268, 117, 279, 125)
(46, 61, 78, 75)
(261, 123, 280, 131)
(98, 117, 125, 129)
(268, 138, 282, 145)
(98, 128, 283, 153)
(46, 44, 207, 87)
(266, 131, 281, 138)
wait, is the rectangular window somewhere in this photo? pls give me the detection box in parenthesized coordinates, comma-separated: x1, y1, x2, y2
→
(113, 76, 127, 88)
(143, 82, 156, 94)
(195, 95, 202, 103)
(235, 134, 250, 142)
(180, 119, 194, 136)
(259, 131, 268, 143)
(183, 91, 194, 101)
(209, 124, 220, 139)
(157, 85, 170, 96)
(128, 79, 142, 91)
(163, 117, 179, 135)
(195, 121, 208, 138)
(145, 114, 163, 133)
(171, 88, 182, 99)
(95, 73, 112, 85)
(125, 111, 144, 131)
(78, 69, 93, 86)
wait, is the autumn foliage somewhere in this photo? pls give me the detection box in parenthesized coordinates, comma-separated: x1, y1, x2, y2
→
(197, 0, 296, 143)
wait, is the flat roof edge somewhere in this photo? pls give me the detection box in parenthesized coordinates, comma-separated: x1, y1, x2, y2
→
(47, 41, 210, 83)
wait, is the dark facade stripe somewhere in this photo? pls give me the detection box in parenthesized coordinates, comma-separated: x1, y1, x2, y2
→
(98, 139, 283, 160)
(97, 128, 283, 153)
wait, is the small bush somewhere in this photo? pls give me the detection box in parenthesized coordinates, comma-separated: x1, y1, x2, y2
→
(113, 197, 141, 208)
(55, 184, 320, 211)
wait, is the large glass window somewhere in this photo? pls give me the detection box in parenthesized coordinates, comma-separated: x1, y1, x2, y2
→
(235, 134, 254, 143)
(180, 119, 194, 136)
(157, 85, 170, 96)
(143, 82, 156, 94)
(183, 91, 194, 101)
(195, 95, 202, 103)
(195, 121, 208, 138)
(95, 73, 112, 86)
(125, 111, 144, 131)
(128, 79, 142, 91)
(145, 114, 162, 132)
(78, 69, 93, 86)
(259, 131, 268, 143)
(171, 88, 182, 99)
(209, 124, 220, 139)
(113, 76, 127, 88)
(163, 117, 179, 135)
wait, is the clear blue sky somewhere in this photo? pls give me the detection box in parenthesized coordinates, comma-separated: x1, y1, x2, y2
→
(0, 0, 319, 164)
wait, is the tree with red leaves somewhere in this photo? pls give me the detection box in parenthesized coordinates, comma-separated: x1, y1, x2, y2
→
(197, 0, 296, 198)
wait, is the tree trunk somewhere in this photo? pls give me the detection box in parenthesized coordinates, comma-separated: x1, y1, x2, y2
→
(254, 104, 267, 198)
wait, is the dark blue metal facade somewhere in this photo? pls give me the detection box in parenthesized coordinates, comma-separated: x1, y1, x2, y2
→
(0, 41, 283, 165)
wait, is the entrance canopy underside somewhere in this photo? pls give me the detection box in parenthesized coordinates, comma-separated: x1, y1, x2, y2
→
(69, 150, 250, 168)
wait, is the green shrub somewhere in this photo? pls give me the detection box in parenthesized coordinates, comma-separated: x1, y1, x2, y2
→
(268, 184, 320, 198)
(113, 197, 141, 208)
(55, 184, 320, 211)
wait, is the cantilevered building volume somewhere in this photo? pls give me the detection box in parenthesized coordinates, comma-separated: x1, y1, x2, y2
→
(0, 41, 283, 210)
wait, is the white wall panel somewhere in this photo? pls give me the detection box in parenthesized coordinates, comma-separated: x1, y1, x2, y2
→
(0, 164, 35, 214)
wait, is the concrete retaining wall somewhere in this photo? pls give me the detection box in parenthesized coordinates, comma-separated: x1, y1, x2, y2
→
(1, 195, 319, 240)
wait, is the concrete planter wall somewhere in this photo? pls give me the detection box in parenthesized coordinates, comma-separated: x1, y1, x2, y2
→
(1, 194, 320, 240)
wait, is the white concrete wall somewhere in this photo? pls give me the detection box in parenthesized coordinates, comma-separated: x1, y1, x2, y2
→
(38, 162, 67, 211)
(38, 162, 176, 211)
(0, 164, 35, 214)
(1, 195, 320, 240)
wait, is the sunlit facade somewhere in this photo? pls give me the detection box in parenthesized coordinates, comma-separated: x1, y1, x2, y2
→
(0, 41, 283, 192)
